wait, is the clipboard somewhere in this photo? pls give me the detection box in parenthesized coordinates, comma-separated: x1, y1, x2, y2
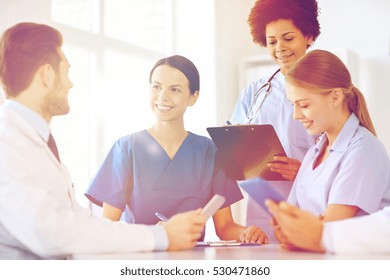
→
(238, 177, 284, 216)
(207, 124, 286, 181)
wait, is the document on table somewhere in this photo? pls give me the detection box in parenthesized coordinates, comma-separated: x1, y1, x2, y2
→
(196, 240, 260, 247)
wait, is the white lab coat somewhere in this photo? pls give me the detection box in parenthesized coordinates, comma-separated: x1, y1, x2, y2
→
(0, 106, 159, 259)
(323, 207, 390, 254)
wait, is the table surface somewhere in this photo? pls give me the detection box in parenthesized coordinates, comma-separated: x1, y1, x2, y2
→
(70, 244, 390, 260)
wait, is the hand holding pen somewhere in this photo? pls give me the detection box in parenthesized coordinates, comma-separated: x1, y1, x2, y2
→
(155, 212, 168, 224)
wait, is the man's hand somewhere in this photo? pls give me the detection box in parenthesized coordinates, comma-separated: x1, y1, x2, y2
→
(266, 200, 325, 252)
(162, 209, 205, 251)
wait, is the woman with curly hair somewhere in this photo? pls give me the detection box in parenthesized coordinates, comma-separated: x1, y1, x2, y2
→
(230, 0, 321, 242)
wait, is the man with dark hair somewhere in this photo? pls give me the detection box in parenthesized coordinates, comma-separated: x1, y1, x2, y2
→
(0, 22, 205, 260)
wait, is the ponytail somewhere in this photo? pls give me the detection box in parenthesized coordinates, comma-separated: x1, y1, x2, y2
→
(286, 49, 377, 137)
(345, 86, 376, 136)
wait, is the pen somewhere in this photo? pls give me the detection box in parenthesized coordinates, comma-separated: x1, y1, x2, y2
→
(155, 212, 168, 222)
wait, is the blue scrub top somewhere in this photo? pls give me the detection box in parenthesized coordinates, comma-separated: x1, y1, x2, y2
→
(288, 114, 390, 216)
(85, 130, 243, 234)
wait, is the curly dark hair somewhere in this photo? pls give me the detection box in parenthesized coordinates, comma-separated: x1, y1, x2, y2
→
(248, 0, 321, 47)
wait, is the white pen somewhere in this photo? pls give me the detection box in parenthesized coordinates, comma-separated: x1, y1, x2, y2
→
(155, 212, 168, 222)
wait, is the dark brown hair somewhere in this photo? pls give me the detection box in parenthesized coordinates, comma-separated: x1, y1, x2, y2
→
(149, 55, 200, 95)
(0, 22, 63, 97)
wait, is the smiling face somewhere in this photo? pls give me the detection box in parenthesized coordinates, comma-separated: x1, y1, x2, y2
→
(286, 82, 338, 136)
(265, 19, 313, 74)
(149, 64, 198, 123)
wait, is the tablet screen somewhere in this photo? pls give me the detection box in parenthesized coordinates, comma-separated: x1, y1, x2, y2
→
(238, 177, 283, 216)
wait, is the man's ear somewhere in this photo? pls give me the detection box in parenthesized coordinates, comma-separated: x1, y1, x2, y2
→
(188, 91, 199, 106)
(330, 88, 344, 107)
(40, 64, 56, 89)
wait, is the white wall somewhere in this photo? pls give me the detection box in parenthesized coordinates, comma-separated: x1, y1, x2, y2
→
(315, 0, 390, 152)
(172, 0, 217, 136)
(216, 0, 390, 153)
(214, 0, 264, 125)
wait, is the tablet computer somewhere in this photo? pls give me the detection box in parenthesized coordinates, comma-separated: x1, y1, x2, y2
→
(238, 177, 284, 216)
(202, 194, 226, 221)
(207, 124, 286, 181)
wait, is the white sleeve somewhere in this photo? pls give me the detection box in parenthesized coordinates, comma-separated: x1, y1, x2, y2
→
(0, 171, 161, 259)
(0, 131, 163, 259)
(322, 207, 390, 254)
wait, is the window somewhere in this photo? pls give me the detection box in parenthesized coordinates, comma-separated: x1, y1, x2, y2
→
(50, 0, 170, 206)
(2, 0, 218, 240)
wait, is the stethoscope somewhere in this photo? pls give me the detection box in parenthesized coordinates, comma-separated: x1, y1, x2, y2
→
(246, 68, 281, 124)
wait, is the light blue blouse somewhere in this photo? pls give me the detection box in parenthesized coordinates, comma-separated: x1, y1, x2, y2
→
(231, 70, 316, 160)
(85, 130, 243, 239)
(230, 70, 316, 241)
(288, 113, 390, 216)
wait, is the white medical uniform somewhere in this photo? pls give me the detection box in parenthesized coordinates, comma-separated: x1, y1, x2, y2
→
(323, 206, 390, 254)
(0, 101, 167, 259)
(231, 70, 316, 242)
(288, 114, 390, 215)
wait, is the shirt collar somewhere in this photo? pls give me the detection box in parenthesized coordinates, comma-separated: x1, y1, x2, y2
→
(4, 100, 51, 142)
(313, 113, 360, 156)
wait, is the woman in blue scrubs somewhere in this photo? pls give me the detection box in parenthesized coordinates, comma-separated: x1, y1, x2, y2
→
(86, 55, 267, 243)
(285, 49, 390, 221)
(230, 0, 321, 241)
